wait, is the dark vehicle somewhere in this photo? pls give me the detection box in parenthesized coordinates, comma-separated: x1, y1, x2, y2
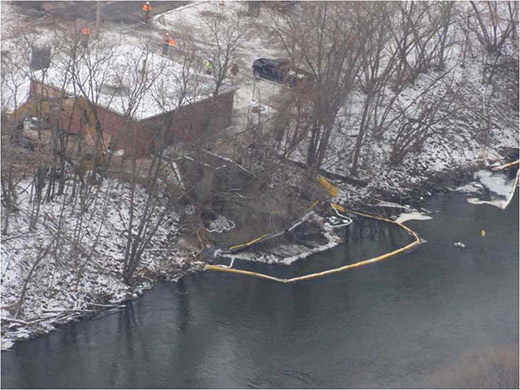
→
(252, 58, 289, 83)
(252, 58, 313, 89)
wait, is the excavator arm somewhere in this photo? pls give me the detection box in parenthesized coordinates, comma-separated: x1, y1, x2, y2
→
(9, 95, 111, 173)
(75, 96, 110, 153)
(73, 96, 112, 172)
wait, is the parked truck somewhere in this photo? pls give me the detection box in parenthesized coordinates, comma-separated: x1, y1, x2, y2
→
(252, 58, 313, 89)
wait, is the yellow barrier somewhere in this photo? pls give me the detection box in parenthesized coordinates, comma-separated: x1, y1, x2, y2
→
(491, 160, 519, 171)
(306, 200, 320, 211)
(318, 176, 339, 197)
(224, 200, 321, 253)
(195, 227, 206, 258)
(200, 177, 329, 257)
(205, 203, 422, 283)
(205, 264, 286, 283)
(206, 160, 519, 281)
(229, 233, 271, 251)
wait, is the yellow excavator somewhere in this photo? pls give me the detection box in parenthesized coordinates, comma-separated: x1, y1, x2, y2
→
(69, 96, 111, 172)
(7, 95, 110, 172)
(6, 98, 56, 132)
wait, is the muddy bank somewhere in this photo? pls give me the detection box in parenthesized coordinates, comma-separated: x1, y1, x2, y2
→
(217, 152, 518, 267)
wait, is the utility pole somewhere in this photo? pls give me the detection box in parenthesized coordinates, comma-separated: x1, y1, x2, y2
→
(95, 1, 101, 38)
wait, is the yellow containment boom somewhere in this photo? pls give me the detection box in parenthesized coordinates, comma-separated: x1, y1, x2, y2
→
(220, 199, 322, 254)
(491, 160, 519, 171)
(206, 202, 422, 283)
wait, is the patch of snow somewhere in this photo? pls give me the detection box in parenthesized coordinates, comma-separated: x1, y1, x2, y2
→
(371, 201, 411, 210)
(467, 197, 508, 209)
(222, 231, 343, 266)
(1, 338, 15, 351)
(452, 182, 484, 193)
(474, 170, 514, 198)
(395, 212, 433, 224)
(207, 215, 235, 233)
(463, 169, 518, 209)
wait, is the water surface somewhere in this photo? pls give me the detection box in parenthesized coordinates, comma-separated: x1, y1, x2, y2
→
(2, 191, 518, 388)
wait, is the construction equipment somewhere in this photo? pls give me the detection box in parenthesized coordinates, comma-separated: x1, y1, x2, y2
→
(317, 175, 338, 197)
(8, 95, 110, 173)
(69, 96, 110, 172)
(6, 98, 56, 132)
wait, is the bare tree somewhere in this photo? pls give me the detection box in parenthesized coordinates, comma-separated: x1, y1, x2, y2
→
(199, 7, 249, 96)
(120, 38, 203, 284)
(269, 2, 363, 176)
(469, 1, 517, 55)
(1, 51, 28, 140)
(350, 2, 397, 176)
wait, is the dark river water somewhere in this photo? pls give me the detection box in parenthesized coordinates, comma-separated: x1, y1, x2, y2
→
(2, 190, 518, 388)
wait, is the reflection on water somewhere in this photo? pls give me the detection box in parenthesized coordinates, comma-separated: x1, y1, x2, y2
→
(2, 192, 518, 389)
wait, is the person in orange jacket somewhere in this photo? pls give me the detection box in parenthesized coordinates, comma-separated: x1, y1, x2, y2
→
(162, 32, 170, 55)
(81, 26, 89, 48)
(143, 2, 152, 23)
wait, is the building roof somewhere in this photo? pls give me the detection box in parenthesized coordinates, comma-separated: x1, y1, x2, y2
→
(32, 44, 234, 121)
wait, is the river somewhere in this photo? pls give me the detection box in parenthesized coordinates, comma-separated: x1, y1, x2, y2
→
(2, 189, 518, 388)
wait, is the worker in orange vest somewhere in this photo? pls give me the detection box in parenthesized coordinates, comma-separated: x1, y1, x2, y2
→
(169, 37, 176, 47)
(143, 2, 152, 23)
(81, 26, 89, 48)
(162, 32, 170, 55)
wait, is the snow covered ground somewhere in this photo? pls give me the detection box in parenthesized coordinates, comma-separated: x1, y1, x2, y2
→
(1, 178, 200, 345)
(395, 212, 433, 224)
(322, 58, 518, 203)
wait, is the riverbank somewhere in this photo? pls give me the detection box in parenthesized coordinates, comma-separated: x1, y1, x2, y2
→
(0, 178, 204, 347)
(2, 154, 518, 348)
(210, 153, 518, 276)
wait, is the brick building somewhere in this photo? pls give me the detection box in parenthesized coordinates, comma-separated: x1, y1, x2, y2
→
(28, 45, 235, 158)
